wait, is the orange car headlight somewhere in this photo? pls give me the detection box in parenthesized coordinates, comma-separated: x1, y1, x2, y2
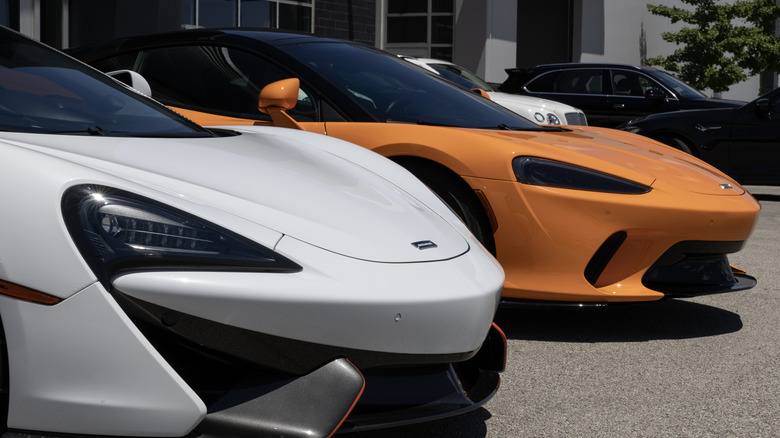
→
(512, 157, 651, 194)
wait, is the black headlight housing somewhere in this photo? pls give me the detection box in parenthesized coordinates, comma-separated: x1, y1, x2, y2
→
(62, 185, 301, 286)
(512, 157, 651, 194)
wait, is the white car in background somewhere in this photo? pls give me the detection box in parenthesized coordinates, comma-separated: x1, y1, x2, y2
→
(0, 28, 505, 437)
(402, 56, 588, 126)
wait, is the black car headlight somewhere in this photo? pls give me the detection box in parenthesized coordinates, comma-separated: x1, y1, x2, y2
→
(63, 185, 300, 285)
(512, 157, 651, 194)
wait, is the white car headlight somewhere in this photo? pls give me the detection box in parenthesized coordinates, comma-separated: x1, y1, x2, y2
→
(63, 185, 300, 285)
(533, 112, 561, 125)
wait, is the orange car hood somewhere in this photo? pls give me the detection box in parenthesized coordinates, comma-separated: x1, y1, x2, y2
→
(477, 126, 744, 196)
(169, 107, 745, 197)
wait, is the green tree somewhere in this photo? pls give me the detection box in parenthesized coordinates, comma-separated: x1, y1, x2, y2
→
(646, 0, 780, 93)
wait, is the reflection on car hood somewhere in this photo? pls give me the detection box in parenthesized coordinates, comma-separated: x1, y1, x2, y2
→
(1, 127, 469, 262)
(482, 126, 745, 196)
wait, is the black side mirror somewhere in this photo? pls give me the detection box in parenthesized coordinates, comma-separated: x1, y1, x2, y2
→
(645, 88, 667, 102)
(755, 98, 771, 119)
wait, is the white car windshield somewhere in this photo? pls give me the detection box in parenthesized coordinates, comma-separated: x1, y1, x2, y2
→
(0, 29, 211, 137)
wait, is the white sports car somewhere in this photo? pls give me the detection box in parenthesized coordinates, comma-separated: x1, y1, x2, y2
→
(401, 56, 588, 126)
(0, 28, 505, 437)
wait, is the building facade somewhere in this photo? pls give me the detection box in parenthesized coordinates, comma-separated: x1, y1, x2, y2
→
(0, 0, 768, 101)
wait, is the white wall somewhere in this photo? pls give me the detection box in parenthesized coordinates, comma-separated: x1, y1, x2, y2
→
(453, 0, 516, 84)
(483, 0, 516, 83)
(579, 0, 761, 101)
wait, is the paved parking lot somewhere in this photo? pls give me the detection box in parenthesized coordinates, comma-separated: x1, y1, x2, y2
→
(357, 185, 780, 437)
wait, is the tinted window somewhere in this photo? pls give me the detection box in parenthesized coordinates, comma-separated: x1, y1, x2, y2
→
(645, 69, 707, 99)
(281, 42, 543, 130)
(770, 93, 780, 113)
(0, 30, 208, 137)
(127, 45, 319, 122)
(429, 63, 496, 91)
(527, 69, 604, 94)
(611, 70, 668, 97)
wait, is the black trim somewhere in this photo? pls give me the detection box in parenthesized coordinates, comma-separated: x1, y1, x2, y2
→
(196, 358, 364, 438)
(642, 240, 755, 296)
(117, 293, 481, 375)
(584, 231, 627, 285)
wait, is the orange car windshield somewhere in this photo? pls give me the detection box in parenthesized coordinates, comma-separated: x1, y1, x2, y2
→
(281, 42, 554, 131)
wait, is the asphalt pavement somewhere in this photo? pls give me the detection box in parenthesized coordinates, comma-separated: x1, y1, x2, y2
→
(354, 185, 780, 438)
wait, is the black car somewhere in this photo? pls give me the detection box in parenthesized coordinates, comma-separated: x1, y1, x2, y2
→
(498, 63, 744, 127)
(623, 87, 780, 185)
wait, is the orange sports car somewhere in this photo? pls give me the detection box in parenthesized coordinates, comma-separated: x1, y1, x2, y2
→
(72, 29, 761, 304)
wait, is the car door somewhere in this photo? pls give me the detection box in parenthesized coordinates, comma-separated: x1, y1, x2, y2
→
(725, 90, 780, 184)
(523, 68, 611, 126)
(607, 69, 679, 126)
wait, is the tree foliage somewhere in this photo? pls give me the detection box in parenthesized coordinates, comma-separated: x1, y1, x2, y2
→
(646, 0, 780, 93)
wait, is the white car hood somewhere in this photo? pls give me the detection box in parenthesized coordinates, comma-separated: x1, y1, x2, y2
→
(1, 127, 468, 263)
(487, 91, 584, 122)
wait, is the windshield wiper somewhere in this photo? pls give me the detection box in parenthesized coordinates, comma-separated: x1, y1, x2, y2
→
(49, 126, 113, 136)
(87, 126, 110, 136)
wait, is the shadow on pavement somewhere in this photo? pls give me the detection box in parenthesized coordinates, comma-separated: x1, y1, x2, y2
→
(346, 407, 491, 438)
(750, 193, 780, 203)
(494, 298, 743, 343)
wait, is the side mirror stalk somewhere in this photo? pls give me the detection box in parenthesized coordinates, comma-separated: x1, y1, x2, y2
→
(258, 78, 303, 130)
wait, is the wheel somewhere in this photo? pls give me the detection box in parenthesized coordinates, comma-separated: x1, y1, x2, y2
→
(658, 135, 695, 155)
(395, 159, 497, 255)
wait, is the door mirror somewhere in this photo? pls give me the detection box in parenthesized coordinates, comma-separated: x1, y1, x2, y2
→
(644, 88, 667, 102)
(755, 98, 771, 119)
(470, 88, 491, 99)
(107, 70, 152, 97)
(257, 78, 302, 130)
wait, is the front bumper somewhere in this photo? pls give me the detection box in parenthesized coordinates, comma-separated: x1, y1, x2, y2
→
(465, 176, 761, 303)
(641, 241, 756, 297)
(0, 268, 505, 437)
(118, 288, 507, 437)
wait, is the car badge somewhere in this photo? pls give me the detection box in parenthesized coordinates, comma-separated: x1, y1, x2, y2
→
(412, 240, 438, 250)
(720, 183, 733, 189)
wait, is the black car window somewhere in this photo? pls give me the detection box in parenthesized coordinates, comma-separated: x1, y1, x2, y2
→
(428, 63, 496, 92)
(771, 94, 780, 113)
(610, 70, 667, 97)
(644, 69, 706, 100)
(281, 42, 543, 130)
(0, 30, 209, 137)
(118, 45, 320, 122)
(527, 69, 604, 95)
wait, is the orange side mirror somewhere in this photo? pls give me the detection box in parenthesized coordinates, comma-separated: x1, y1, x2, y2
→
(471, 88, 491, 100)
(258, 78, 302, 130)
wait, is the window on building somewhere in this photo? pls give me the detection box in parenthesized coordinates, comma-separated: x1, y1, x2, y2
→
(385, 0, 453, 61)
(0, 0, 19, 30)
(67, 0, 312, 48)
(181, 0, 311, 31)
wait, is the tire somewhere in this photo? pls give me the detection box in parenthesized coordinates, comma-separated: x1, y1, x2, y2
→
(395, 159, 497, 255)
(658, 135, 695, 156)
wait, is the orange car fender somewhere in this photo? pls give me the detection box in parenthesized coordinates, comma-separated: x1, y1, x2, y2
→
(321, 122, 517, 182)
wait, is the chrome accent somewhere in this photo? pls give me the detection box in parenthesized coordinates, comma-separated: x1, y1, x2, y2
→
(720, 184, 733, 189)
(696, 124, 722, 132)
